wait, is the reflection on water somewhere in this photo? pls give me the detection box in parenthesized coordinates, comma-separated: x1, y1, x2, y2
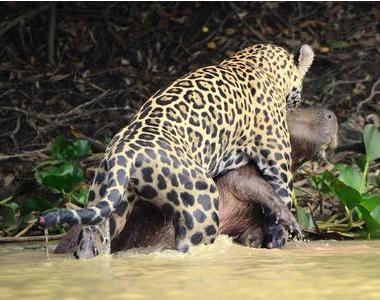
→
(1, 237, 380, 300)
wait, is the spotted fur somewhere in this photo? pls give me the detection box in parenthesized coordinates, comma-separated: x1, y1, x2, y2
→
(42, 43, 314, 253)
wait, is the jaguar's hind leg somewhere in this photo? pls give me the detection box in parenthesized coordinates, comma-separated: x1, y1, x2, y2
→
(172, 175, 220, 253)
(109, 184, 137, 240)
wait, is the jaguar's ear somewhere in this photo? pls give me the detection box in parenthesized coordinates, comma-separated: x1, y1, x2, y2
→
(297, 44, 314, 77)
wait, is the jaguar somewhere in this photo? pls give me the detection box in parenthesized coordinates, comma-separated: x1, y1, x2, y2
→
(41, 43, 314, 253)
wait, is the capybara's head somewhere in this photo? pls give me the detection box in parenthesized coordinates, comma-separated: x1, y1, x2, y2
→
(287, 108, 338, 168)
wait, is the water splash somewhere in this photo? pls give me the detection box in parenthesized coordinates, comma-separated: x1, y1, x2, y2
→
(93, 219, 111, 256)
(102, 219, 111, 256)
(44, 228, 50, 260)
(275, 212, 280, 224)
(117, 234, 236, 258)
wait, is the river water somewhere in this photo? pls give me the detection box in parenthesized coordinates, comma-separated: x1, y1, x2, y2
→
(1, 237, 380, 300)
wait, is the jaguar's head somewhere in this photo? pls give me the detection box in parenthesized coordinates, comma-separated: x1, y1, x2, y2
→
(286, 45, 315, 109)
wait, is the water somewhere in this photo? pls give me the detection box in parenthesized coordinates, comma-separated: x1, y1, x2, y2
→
(44, 228, 49, 260)
(1, 238, 380, 300)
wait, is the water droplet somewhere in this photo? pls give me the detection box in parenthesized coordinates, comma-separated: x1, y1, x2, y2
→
(44, 228, 50, 260)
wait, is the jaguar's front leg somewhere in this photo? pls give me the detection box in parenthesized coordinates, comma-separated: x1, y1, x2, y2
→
(245, 127, 294, 205)
(261, 212, 287, 249)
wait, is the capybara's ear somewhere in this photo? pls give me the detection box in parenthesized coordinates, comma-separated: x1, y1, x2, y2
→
(298, 44, 314, 77)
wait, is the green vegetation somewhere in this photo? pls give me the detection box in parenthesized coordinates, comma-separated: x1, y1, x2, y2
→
(0, 137, 91, 237)
(297, 124, 380, 238)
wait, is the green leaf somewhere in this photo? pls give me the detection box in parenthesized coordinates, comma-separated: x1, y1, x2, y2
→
(353, 157, 366, 172)
(332, 163, 348, 172)
(72, 140, 91, 158)
(363, 124, 380, 162)
(6, 202, 19, 211)
(36, 162, 84, 192)
(20, 197, 55, 216)
(321, 171, 362, 209)
(311, 173, 333, 193)
(338, 165, 363, 192)
(296, 206, 315, 230)
(360, 194, 380, 208)
(71, 188, 89, 207)
(51, 136, 73, 160)
(0, 202, 19, 228)
(314, 170, 364, 210)
(50, 136, 91, 160)
(356, 204, 380, 233)
(360, 194, 380, 221)
(370, 205, 380, 224)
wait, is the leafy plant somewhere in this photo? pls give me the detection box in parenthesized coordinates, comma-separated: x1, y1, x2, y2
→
(34, 136, 91, 205)
(0, 137, 91, 236)
(0, 197, 18, 229)
(299, 124, 380, 237)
